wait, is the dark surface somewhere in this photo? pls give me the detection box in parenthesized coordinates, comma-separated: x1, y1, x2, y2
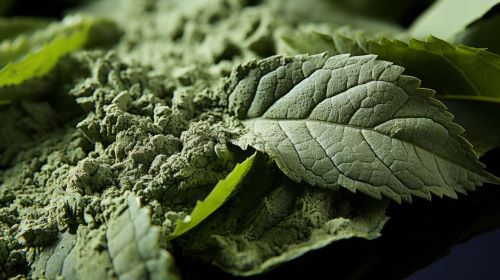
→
(408, 149, 500, 280)
(408, 228, 500, 280)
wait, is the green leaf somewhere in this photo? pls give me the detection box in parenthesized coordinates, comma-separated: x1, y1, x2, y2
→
(0, 16, 91, 69)
(280, 30, 339, 56)
(373, 37, 500, 99)
(282, 29, 500, 153)
(176, 157, 389, 276)
(32, 193, 180, 280)
(105, 193, 180, 279)
(170, 153, 257, 239)
(226, 53, 500, 203)
(453, 13, 500, 54)
(31, 232, 78, 279)
(280, 27, 389, 57)
(0, 16, 120, 104)
(409, 0, 500, 40)
(0, 17, 92, 89)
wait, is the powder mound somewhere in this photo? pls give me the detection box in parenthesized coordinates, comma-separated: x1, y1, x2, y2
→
(0, 49, 245, 277)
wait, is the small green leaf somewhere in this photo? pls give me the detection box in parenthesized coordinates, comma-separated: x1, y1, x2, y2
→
(170, 153, 257, 239)
(409, 0, 500, 40)
(226, 53, 500, 203)
(281, 30, 338, 56)
(106, 193, 180, 279)
(0, 16, 120, 105)
(31, 232, 77, 279)
(0, 17, 92, 89)
(32, 193, 180, 280)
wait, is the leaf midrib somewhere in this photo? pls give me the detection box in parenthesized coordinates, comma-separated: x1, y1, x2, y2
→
(242, 118, 480, 175)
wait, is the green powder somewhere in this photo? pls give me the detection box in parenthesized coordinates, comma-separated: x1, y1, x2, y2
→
(0, 0, 394, 278)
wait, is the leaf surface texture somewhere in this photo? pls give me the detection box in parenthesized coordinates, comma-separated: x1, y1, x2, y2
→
(227, 53, 499, 202)
(32, 193, 180, 280)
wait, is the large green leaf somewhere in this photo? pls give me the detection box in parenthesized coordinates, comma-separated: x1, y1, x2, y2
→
(170, 153, 257, 239)
(281, 29, 500, 153)
(371, 37, 500, 99)
(409, 0, 500, 40)
(226, 53, 499, 203)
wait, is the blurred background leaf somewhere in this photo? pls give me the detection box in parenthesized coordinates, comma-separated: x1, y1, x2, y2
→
(410, 0, 500, 40)
(454, 6, 500, 54)
(0, 16, 120, 105)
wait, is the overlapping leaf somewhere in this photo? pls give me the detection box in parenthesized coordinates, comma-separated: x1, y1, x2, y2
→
(282, 28, 500, 153)
(282, 28, 500, 98)
(226, 53, 500, 203)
